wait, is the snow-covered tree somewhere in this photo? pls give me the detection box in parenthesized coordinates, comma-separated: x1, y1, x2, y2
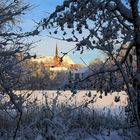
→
(0, 0, 40, 138)
(40, 0, 140, 130)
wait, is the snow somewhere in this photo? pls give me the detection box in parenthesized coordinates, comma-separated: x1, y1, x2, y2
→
(1, 90, 137, 140)
(70, 67, 88, 74)
(35, 134, 43, 140)
(33, 130, 128, 140)
(31, 55, 75, 65)
(85, 131, 123, 140)
(15, 90, 127, 108)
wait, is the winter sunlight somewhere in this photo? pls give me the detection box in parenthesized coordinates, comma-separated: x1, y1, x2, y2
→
(0, 0, 140, 139)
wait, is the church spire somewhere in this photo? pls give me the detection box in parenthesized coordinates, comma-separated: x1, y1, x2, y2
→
(55, 43, 58, 56)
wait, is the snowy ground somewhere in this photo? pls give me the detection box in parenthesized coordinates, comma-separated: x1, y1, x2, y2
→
(1, 90, 139, 140)
(16, 90, 127, 107)
(16, 90, 127, 115)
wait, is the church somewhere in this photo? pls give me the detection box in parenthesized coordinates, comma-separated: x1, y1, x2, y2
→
(31, 44, 81, 71)
(30, 44, 88, 81)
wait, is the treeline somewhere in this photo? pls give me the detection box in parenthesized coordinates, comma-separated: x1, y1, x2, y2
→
(15, 60, 69, 90)
(15, 58, 125, 91)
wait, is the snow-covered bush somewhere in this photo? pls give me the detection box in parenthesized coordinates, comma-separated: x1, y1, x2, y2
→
(0, 1, 40, 139)
(0, 91, 139, 140)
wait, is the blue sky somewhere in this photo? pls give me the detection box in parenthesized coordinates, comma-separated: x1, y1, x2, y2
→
(22, 0, 105, 65)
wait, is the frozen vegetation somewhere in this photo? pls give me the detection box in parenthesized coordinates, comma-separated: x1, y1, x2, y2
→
(0, 90, 139, 140)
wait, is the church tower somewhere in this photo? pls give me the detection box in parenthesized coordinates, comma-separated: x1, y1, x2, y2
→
(55, 43, 58, 56)
(53, 43, 60, 66)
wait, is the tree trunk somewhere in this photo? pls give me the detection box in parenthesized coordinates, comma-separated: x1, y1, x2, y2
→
(130, 0, 140, 129)
(136, 47, 140, 120)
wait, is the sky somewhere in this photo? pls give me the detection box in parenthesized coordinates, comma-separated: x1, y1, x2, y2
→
(21, 0, 105, 65)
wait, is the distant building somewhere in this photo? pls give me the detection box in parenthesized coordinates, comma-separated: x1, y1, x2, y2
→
(29, 44, 89, 81)
(69, 67, 88, 81)
(31, 44, 80, 72)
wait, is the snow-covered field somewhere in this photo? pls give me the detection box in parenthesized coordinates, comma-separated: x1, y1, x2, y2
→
(16, 90, 127, 115)
(1, 90, 139, 140)
(16, 90, 127, 107)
